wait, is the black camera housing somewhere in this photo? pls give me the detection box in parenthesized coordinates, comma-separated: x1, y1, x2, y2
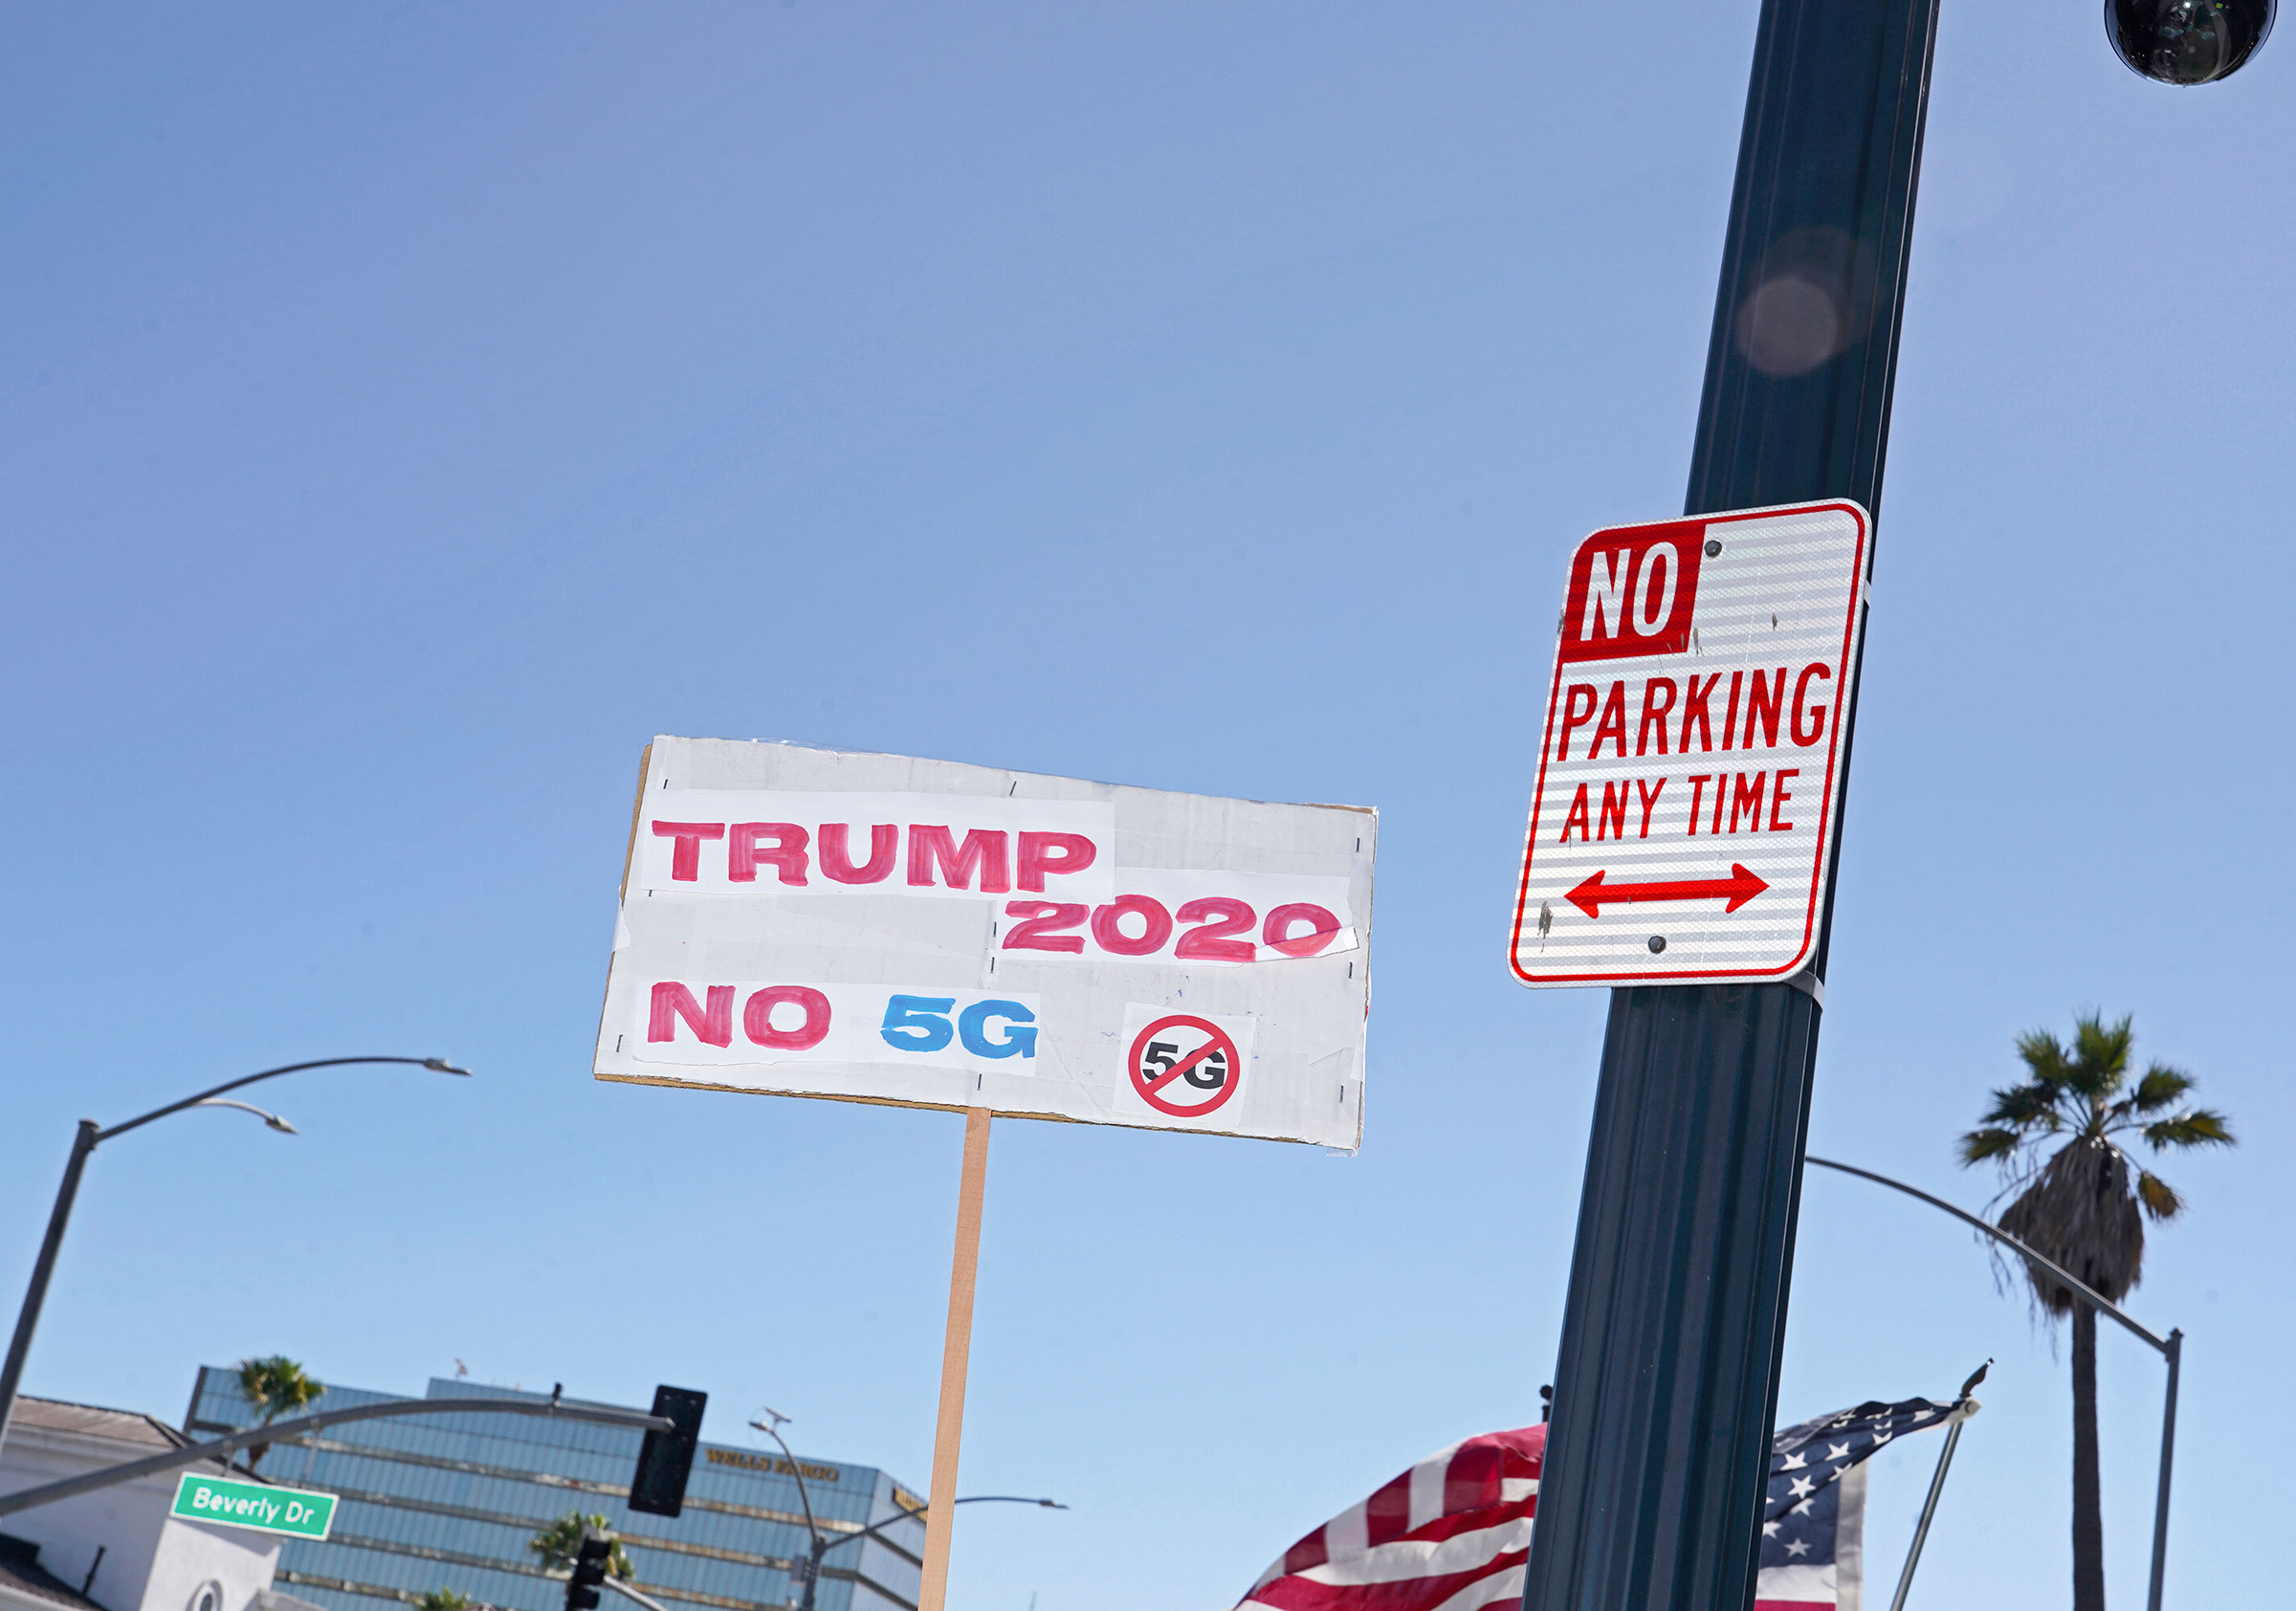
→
(2108, 0, 2276, 83)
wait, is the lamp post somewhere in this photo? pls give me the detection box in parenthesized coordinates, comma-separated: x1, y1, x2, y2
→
(0, 1054, 471, 1457)
(1804, 1155, 2184, 1611)
(747, 1412, 1062, 1611)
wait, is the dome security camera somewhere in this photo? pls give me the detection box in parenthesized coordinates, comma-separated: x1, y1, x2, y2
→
(2108, 0, 2275, 83)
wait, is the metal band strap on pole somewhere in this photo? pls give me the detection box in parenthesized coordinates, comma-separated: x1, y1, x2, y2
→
(1804, 1156, 2182, 1611)
(916, 1107, 992, 1611)
(0, 1396, 671, 1519)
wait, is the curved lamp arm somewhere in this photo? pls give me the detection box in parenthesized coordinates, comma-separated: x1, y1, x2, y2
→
(1805, 1155, 2165, 1353)
(99, 1056, 468, 1143)
(190, 1098, 298, 1133)
(0, 1054, 471, 1472)
(747, 1417, 824, 1555)
(815, 1494, 1067, 1559)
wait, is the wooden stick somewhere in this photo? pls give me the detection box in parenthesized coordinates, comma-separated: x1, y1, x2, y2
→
(917, 1107, 992, 1611)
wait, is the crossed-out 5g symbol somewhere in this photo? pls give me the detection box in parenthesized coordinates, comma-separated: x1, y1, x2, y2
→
(1128, 1014, 1240, 1118)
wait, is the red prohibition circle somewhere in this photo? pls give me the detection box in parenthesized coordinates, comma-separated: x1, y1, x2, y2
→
(1128, 1015, 1241, 1118)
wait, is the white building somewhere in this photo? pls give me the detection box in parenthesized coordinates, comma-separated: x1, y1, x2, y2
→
(0, 1398, 320, 1611)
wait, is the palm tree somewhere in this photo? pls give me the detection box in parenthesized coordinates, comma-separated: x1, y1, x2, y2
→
(1959, 1011, 2233, 1611)
(235, 1356, 324, 1470)
(529, 1513, 633, 1581)
(415, 1591, 477, 1611)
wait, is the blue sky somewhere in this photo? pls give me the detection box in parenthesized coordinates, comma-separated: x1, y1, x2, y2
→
(4, 5, 2290, 1608)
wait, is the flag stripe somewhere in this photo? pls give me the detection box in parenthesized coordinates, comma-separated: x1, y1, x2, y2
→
(1234, 1426, 1542, 1611)
(1243, 1399, 1946, 1611)
(1407, 1445, 1450, 1531)
(1293, 1518, 1530, 1586)
(1247, 1544, 1526, 1611)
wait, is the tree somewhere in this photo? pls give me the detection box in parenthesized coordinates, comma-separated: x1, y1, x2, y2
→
(416, 1591, 477, 1611)
(1959, 1011, 2233, 1611)
(235, 1356, 324, 1470)
(529, 1513, 633, 1581)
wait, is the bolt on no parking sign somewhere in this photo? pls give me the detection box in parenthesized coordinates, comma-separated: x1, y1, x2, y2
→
(1509, 500, 1869, 986)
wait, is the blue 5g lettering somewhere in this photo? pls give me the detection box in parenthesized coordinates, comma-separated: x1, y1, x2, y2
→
(879, 995, 1038, 1059)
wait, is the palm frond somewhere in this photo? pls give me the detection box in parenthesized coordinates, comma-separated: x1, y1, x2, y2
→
(2124, 1063, 2196, 1115)
(2013, 1029, 2072, 1088)
(2064, 1012, 2133, 1100)
(530, 1513, 633, 1580)
(2143, 1108, 2236, 1150)
(1978, 1079, 2064, 1133)
(1976, 1011, 2229, 1331)
(2135, 1170, 2185, 1222)
(1958, 1127, 2021, 1166)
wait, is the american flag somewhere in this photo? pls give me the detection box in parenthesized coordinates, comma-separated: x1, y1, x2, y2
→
(1757, 1398, 1959, 1611)
(1229, 1424, 1543, 1611)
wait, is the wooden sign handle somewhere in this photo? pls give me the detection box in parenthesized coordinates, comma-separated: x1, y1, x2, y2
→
(917, 1106, 991, 1611)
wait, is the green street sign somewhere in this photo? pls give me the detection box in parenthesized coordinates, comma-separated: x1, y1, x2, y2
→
(170, 1472, 337, 1540)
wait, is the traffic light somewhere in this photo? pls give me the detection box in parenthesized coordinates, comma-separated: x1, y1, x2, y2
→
(565, 1531, 614, 1611)
(627, 1385, 707, 1518)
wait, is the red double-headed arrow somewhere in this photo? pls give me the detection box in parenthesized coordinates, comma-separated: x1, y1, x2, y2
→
(1565, 863, 1768, 919)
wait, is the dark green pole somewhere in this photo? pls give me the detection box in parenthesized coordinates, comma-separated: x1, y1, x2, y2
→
(1521, 5, 1938, 1610)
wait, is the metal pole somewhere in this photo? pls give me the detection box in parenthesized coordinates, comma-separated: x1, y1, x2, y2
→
(0, 1122, 99, 1459)
(1521, 5, 1939, 1609)
(1803, 1157, 2185, 1610)
(1886, 1419, 1963, 1611)
(0, 1394, 670, 1517)
(1803, 1158, 2168, 1352)
(810, 1495, 1063, 1578)
(604, 1579, 674, 1611)
(0, 1057, 465, 1463)
(748, 1419, 825, 1611)
(2146, 1330, 2181, 1611)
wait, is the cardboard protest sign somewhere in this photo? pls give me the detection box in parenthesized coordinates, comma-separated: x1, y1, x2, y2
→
(596, 738, 1375, 1148)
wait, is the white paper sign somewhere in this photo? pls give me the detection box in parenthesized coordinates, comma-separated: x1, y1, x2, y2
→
(635, 791, 1117, 903)
(596, 738, 1376, 1148)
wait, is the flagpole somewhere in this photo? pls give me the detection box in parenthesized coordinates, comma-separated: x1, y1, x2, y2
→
(1885, 1418, 1965, 1611)
(917, 1107, 993, 1611)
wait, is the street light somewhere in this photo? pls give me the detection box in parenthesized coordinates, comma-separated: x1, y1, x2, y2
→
(189, 1098, 298, 1133)
(1805, 1156, 2184, 1611)
(746, 1412, 1063, 1611)
(0, 1054, 471, 1457)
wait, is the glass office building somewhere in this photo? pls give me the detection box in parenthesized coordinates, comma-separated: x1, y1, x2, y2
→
(183, 1372, 924, 1611)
